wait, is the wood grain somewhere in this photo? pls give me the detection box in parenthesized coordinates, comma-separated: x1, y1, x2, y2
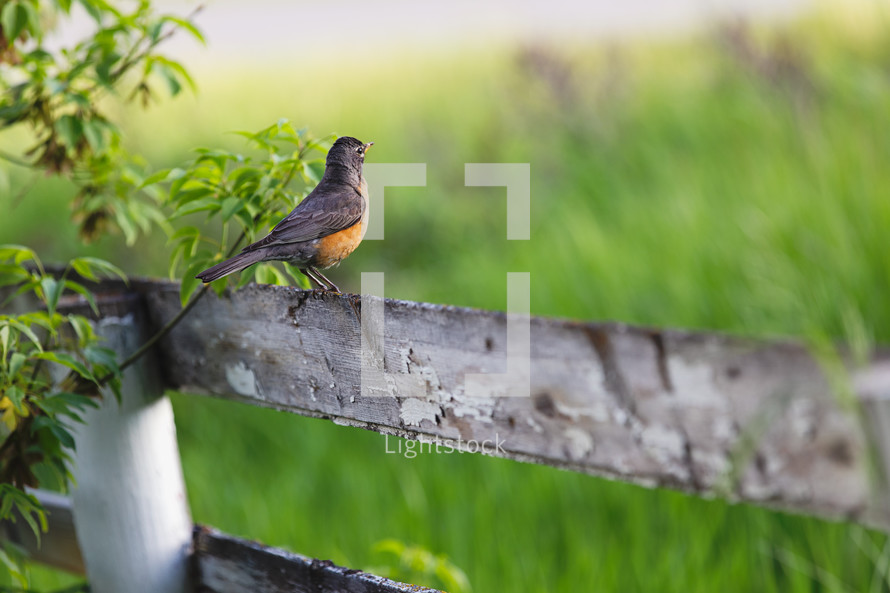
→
(129, 280, 890, 529)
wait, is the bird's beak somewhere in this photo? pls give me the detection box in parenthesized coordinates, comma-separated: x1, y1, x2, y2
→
(364, 142, 374, 151)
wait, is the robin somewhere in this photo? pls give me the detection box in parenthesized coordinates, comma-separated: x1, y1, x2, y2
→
(196, 136, 373, 292)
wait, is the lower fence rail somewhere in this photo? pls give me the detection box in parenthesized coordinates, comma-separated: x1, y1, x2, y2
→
(2, 490, 440, 593)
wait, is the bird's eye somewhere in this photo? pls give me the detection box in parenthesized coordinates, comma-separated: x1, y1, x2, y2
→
(356, 146, 364, 154)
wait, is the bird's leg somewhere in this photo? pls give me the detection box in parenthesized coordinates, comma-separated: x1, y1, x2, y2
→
(302, 267, 359, 321)
(310, 267, 340, 292)
(301, 267, 340, 293)
(300, 268, 327, 291)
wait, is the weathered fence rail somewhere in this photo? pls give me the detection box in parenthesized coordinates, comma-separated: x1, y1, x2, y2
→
(143, 279, 890, 528)
(4, 277, 890, 592)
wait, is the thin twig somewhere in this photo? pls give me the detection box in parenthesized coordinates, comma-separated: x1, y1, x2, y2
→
(83, 4, 204, 96)
(97, 226, 247, 383)
(114, 282, 209, 374)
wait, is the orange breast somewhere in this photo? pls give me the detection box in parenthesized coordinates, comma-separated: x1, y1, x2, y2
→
(314, 219, 365, 268)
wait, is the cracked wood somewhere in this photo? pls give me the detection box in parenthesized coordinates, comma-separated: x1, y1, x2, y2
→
(129, 280, 890, 529)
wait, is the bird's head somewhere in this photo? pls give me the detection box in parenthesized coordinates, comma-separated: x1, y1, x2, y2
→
(324, 136, 373, 183)
(329, 136, 373, 164)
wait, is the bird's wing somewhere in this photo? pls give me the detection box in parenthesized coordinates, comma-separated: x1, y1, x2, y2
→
(243, 185, 364, 251)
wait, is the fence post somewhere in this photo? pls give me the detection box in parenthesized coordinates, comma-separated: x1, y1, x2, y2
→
(68, 293, 193, 593)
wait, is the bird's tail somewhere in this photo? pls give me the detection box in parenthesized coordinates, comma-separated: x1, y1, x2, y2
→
(195, 250, 266, 283)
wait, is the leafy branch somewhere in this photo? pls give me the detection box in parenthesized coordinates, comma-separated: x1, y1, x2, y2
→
(0, 246, 126, 563)
(148, 119, 334, 306)
(0, 0, 204, 244)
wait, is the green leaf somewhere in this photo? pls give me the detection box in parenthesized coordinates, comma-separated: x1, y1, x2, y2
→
(147, 19, 163, 42)
(0, 545, 27, 588)
(67, 314, 95, 348)
(1, 2, 28, 45)
(2, 486, 47, 541)
(70, 258, 98, 282)
(113, 207, 139, 246)
(8, 352, 26, 377)
(283, 263, 311, 289)
(171, 187, 215, 208)
(0, 326, 8, 361)
(169, 172, 192, 200)
(26, 47, 55, 64)
(6, 319, 42, 351)
(160, 14, 205, 45)
(220, 196, 244, 222)
(84, 345, 118, 374)
(152, 56, 196, 96)
(55, 114, 83, 149)
(81, 119, 105, 153)
(0, 263, 30, 287)
(40, 276, 63, 317)
(36, 391, 97, 421)
(70, 256, 127, 284)
(47, 420, 76, 449)
(229, 166, 262, 190)
(0, 99, 31, 123)
(172, 197, 222, 218)
(95, 50, 122, 86)
(46, 392, 98, 414)
(156, 62, 181, 96)
(35, 351, 95, 382)
(169, 225, 200, 242)
(19, 311, 58, 334)
(0, 244, 40, 267)
(20, 0, 38, 38)
(5, 386, 26, 414)
(0, 490, 14, 519)
(255, 264, 289, 286)
(64, 280, 99, 315)
(141, 167, 185, 188)
(180, 259, 207, 307)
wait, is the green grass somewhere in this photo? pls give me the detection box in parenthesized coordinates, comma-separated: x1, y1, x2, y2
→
(5, 3, 890, 591)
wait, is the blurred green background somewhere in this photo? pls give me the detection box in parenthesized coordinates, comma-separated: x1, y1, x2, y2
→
(4, 0, 890, 591)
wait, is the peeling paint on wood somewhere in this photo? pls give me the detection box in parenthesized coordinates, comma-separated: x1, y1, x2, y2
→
(225, 361, 264, 398)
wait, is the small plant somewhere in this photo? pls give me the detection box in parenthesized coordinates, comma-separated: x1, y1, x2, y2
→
(370, 539, 472, 593)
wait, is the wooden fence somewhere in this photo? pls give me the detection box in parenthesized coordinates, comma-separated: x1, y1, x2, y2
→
(3, 277, 890, 592)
